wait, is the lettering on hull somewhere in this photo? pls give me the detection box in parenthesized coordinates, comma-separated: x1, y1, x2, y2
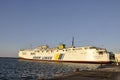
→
(33, 56, 52, 60)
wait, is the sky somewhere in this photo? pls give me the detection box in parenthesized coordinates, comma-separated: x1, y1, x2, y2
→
(0, 0, 120, 57)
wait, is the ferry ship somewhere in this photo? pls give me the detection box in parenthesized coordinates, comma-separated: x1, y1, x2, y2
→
(18, 39, 114, 64)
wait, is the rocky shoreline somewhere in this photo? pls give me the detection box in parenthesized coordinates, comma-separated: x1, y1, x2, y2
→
(40, 63, 120, 80)
(48, 71, 120, 80)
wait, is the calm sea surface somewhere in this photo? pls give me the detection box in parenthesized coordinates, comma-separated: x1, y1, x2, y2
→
(0, 58, 100, 80)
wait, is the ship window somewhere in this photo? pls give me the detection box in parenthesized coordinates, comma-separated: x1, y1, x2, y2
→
(33, 56, 35, 59)
(79, 48, 82, 50)
(77, 48, 82, 50)
(90, 47, 96, 49)
(85, 47, 89, 49)
(31, 53, 35, 55)
(99, 51, 103, 55)
(75, 48, 81, 50)
(23, 52, 26, 55)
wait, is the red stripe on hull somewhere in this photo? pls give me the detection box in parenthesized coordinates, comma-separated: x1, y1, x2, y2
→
(19, 57, 112, 64)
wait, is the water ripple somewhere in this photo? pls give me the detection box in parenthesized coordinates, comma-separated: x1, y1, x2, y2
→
(0, 58, 100, 80)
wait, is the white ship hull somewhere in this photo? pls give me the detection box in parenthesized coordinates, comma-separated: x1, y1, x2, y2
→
(18, 45, 114, 64)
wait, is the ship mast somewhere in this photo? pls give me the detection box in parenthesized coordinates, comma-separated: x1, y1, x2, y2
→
(71, 37, 75, 48)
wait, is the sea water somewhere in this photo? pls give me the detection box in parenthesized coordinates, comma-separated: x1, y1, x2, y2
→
(0, 58, 100, 80)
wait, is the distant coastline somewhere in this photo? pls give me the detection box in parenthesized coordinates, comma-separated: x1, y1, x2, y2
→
(0, 57, 18, 59)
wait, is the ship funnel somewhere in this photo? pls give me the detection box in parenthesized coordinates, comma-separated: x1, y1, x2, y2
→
(58, 43, 66, 50)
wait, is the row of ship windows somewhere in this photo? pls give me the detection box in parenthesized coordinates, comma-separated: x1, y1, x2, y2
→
(22, 48, 98, 54)
(22, 52, 104, 55)
(34, 49, 85, 53)
(22, 53, 36, 55)
(22, 52, 88, 55)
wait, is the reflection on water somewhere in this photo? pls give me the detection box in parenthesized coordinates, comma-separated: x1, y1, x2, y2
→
(0, 58, 100, 80)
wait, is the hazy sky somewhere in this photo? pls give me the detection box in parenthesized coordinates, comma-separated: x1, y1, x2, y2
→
(0, 0, 120, 57)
